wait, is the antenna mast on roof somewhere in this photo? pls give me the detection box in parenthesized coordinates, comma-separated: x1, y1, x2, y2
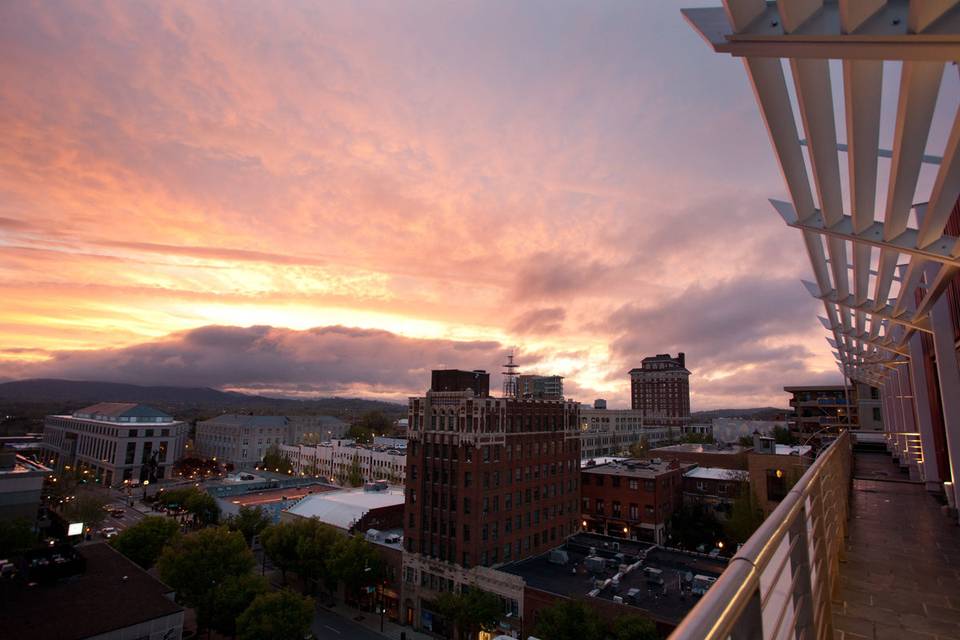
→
(502, 350, 519, 399)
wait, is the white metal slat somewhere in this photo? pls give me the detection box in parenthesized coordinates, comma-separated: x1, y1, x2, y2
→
(916, 107, 960, 250)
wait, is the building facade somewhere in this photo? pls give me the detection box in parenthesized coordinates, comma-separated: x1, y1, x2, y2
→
(195, 414, 290, 470)
(401, 369, 581, 635)
(42, 403, 189, 487)
(629, 353, 691, 429)
(649, 443, 751, 471)
(280, 438, 406, 485)
(681, 467, 749, 519)
(0, 447, 49, 521)
(579, 405, 674, 459)
(580, 458, 690, 544)
(785, 383, 882, 437)
(517, 374, 564, 399)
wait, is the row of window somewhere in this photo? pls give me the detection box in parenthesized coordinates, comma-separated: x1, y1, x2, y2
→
(405, 520, 575, 567)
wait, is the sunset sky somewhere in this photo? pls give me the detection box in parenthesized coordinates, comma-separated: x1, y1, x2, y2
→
(2, 1, 954, 408)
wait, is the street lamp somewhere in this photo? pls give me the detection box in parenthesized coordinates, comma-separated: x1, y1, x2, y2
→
(142, 479, 150, 501)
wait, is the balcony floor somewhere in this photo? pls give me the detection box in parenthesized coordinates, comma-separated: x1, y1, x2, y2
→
(834, 452, 960, 640)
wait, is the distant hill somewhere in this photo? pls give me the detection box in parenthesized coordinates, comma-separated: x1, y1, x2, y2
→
(0, 379, 406, 423)
(691, 407, 789, 421)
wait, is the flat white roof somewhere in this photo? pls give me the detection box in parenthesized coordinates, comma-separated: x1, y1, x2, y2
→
(580, 456, 626, 468)
(286, 488, 404, 530)
(684, 467, 749, 481)
(775, 444, 812, 456)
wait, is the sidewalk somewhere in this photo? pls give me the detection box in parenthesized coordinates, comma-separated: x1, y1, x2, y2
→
(320, 599, 435, 640)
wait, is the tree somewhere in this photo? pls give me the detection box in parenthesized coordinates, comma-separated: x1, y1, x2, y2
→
(669, 503, 725, 551)
(259, 521, 302, 584)
(156, 527, 256, 630)
(628, 437, 650, 458)
(228, 506, 271, 546)
(681, 432, 715, 445)
(346, 454, 364, 487)
(184, 490, 220, 526)
(62, 493, 107, 530)
(434, 588, 503, 640)
(611, 614, 658, 640)
(725, 489, 766, 543)
(0, 518, 37, 557)
(532, 600, 604, 640)
(773, 426, 797, 445)
(209, 573, 269, 638)
(159, 487, 198, 509)
(738, 435, 754, 447)
(330, 534, 382, 596)
(345, 424, 374, 444)
(295, 520, 341, 594)
(261, 445, 293, 474)
(111, 516, 180, 569)
(236, 590, 314, 640)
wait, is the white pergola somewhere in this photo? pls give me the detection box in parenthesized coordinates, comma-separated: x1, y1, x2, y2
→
(684, 1, 960, 502)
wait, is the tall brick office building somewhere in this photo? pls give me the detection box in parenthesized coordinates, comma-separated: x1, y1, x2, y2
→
(629, 353, 691, 429)
(401, 369, 580, 633)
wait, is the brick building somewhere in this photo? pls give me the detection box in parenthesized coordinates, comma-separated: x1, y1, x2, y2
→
(629, 353, 691, 429)
(580, 458, 691, 544)
(681, 467, 749, 518)
(401, 369, 580, 634)
(649, 442, 751, 471)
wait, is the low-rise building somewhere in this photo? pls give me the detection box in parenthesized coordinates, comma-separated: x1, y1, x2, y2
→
(711, 418, 786, 444)
(281, 482, 405, 534)
(747, 434, 812, 515)
(785, 383, 882, 436)
(501, 532, 727, 637)
(649, 442, 751, 471)
(0, 446, 49, 521)
(42, 403, 189, 487)
(580, 403, 674, 459)
(0, 543, 184, 640)
(280, 438, 406, 485)
(195, 414, 289, 470)
(581, 458, 692, 544)
(681, 467, 749, 518)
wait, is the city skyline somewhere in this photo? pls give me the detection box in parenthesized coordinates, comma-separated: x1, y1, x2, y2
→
(3, 1, 952, 409)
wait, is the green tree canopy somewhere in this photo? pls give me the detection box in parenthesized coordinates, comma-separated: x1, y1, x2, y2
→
(62, 493, 107, 530)
(236, 590, 314, 640)
(209, 573, 269, 637)
(262, 445, 293, 474)
(330, 533, 382, 594)
(434, 588, 503, 640)
(611, 614, 659, 640)
(725, 488, 766, 544)
(773, 426, 798, 445)
(184, 491, 220, 526)
(295, 519, 341, 594)
(260, 520, 302, 583)
(0, 518, 37, 557)
(532, 600, 605, 640)
(157, 527, 255, 615)
(669, 503, 725, 551)
(111, 516, 180, 569)
(228, 506, 272, 546)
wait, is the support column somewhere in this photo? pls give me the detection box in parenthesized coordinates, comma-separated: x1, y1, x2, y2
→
(909, 332, 944, 491)
(882, 378, 897, 457)
(897, 363, 922, 480)
(930, 296, 960, 515)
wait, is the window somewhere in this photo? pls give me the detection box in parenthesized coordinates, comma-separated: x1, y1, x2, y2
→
(464, 471, 472, 487)
(629, 504, 639, 521)
(767, 469, 788, 502)
(873, 407, 882, 421)
(596, 499, 605, 515)
(628, 479, 638, 490)
(612, 476, 621, 488)
(612, 501, 621, 517)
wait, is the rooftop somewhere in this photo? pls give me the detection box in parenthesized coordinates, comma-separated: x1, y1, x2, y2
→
(228, 483, 337, 508)
(653, 443, 749, 455)
(501, 533, 726, 624)
(200, 414, 289, 428)
(285, 486, 405, 530)
(580, 456, 627, 468)
(683, 467, 749, 482)
(70, 402, 175, 423)
(0, 543, 182, 640)
(774, 444, 812, 457)
(783, 385, 846, 392)
(0, 453, 50, 476)
(582, 458, 688, 479)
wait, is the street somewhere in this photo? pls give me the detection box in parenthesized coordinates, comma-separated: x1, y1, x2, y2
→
(313, 606, 386, 640)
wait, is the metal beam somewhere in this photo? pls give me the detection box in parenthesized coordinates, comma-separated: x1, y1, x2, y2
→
(803, 280, 934, 333)
(772, 199, 960, 266)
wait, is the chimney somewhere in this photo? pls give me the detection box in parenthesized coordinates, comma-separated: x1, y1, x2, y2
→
(678, 352, 685, 368)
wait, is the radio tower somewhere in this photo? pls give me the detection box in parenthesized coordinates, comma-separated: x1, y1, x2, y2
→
(502, 351, 519, 398)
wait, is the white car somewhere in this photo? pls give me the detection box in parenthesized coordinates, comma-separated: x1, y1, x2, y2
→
(101, 527, 119, 539)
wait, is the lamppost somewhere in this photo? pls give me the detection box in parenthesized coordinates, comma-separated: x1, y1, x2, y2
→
(142, 479, 150, 501)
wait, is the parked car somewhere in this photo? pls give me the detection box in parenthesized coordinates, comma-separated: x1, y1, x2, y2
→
(100, 527, 119, 539)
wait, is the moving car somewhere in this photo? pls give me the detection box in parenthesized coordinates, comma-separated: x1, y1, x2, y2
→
(100, 527, 119, 539)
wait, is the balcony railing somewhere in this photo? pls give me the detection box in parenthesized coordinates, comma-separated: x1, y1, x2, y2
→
(885, 432, 923, 470)
(669, 431, 852, 640)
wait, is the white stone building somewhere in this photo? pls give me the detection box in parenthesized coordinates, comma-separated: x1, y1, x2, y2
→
(42, 403, 189, 487)
(280, 438, 407, 485)
(579, 405, 674, 459)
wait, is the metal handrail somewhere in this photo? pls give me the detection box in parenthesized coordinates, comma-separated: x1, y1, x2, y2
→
(669, 431, 852, 640)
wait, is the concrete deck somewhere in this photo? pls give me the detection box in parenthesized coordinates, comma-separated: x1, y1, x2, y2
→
(833, 452, 960, 640)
